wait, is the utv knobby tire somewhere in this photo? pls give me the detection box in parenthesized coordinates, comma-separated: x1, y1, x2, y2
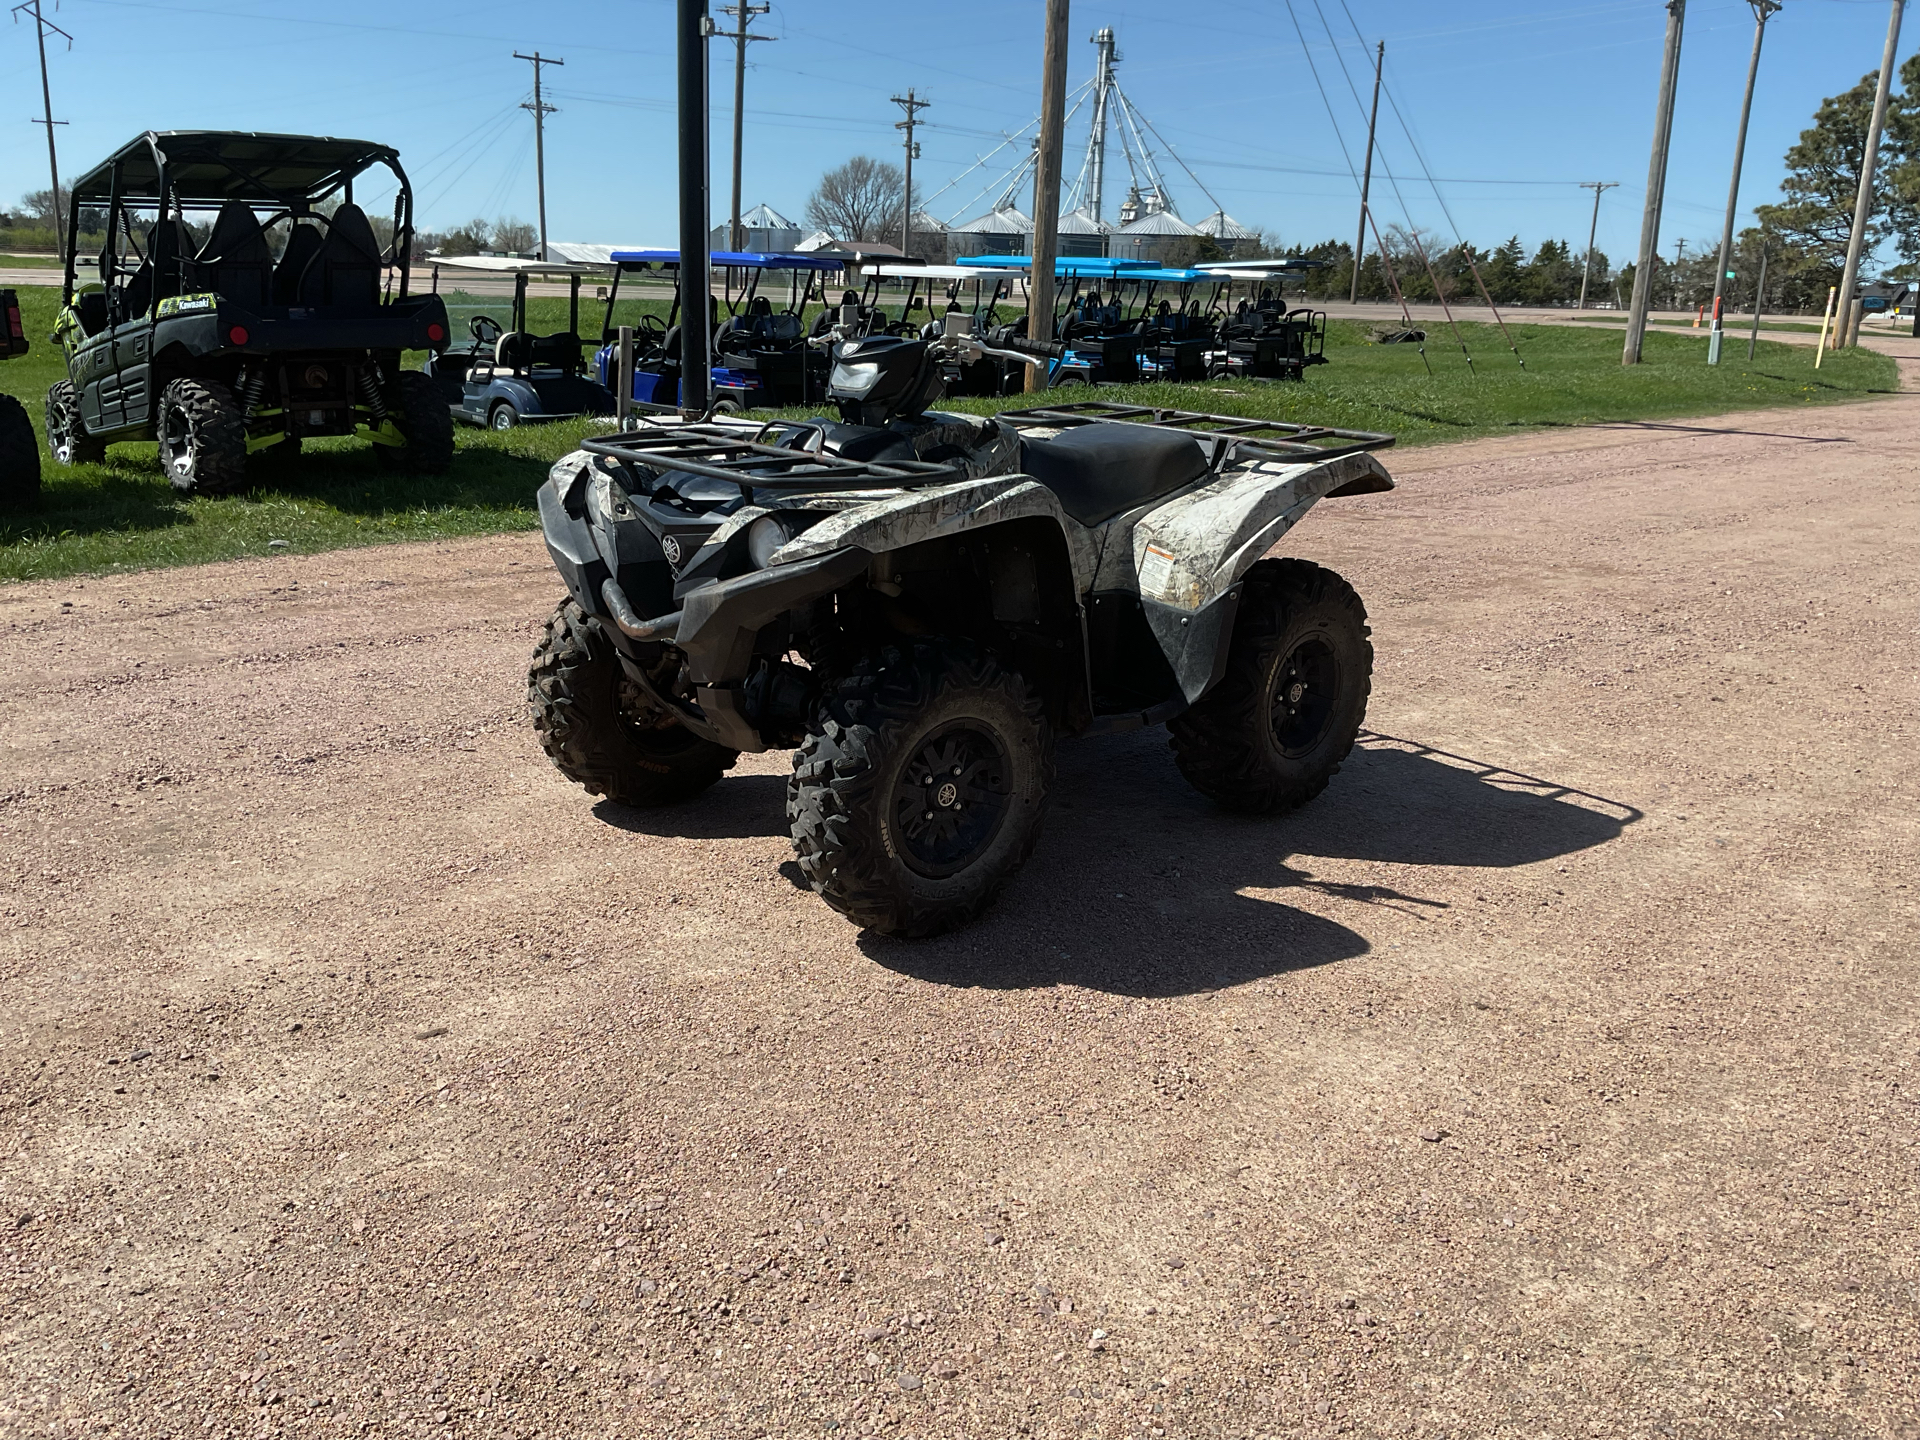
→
(528, 599, 737, 805)
(1168, 558, 1371, 814)
(45, 381, 106, 467)
(0, 392, 41, 509)
(788, 643, 1053, 938)
(375, 370, 456, 474)
(158, 378, 249, 496)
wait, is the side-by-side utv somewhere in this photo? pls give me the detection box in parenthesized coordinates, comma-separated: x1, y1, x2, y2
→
(1, 289, 38, 509)
(45, 131, 455, 493)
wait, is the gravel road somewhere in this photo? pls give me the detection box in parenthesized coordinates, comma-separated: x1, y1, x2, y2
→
(3, 377, 1916, 1440)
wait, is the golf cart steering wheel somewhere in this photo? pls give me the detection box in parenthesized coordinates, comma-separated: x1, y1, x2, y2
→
(637, 313, 668, 341)
(469, 314, 503, 346)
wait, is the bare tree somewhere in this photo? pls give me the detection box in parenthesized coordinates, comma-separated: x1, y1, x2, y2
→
(805, 156, 904, 243)
(492, 217, 538, 255)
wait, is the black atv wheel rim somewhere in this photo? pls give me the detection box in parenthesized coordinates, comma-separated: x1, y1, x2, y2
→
(159, 403, 196, 480)
(1268, 635, 1340, 757)
(890, 719, 1013, 880)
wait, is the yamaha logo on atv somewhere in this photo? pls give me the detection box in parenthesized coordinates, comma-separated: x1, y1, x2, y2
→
(661, 535, 683, 567)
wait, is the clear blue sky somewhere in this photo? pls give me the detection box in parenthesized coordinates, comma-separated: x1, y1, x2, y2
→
(1, 0, 1910, 271)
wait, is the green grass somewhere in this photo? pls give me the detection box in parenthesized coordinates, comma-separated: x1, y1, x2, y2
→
(0, 254, 64, 269)
(0, 290, 1898, 586)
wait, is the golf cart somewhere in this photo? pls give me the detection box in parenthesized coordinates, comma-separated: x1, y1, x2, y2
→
(527, 307, 1396, 937)
(423, 256, 615, 429)
(1199, 263, 1329, 381)
(1, 289, 38, 508)
(594, 249, 845, 411)
(854, 263, 1029, 396)
(45, 131, 454, 493)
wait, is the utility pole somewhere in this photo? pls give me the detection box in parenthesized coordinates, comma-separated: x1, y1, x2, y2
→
(718, 3, 772, 252)
(1087, 27, 1118, 223)
(676, 0, 711, 414)
(1708, 0, 1779, 364)
(13, 0, 72, 256)
(1625, 0, 1685, 365)
(1351, 40, 1384, 306)
(891, 89, 930, 257)
(1577, 181, 1618, 310)
(1027, 0, 1070, 391)
(1836, 0, 1906, 349)
(513, 50, 564, 260)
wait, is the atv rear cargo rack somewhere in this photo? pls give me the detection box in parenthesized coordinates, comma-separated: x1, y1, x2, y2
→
(581, 422, 963, 494)
(995, 401, 1394, 465)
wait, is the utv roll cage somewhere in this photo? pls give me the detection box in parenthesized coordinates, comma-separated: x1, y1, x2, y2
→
(59, 131, 419, 322)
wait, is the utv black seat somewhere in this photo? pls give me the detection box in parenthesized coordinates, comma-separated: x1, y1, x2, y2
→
(1019, 423, 1211, 527)
(196, 200, 273, 307)
(303, 202, 383, 309)
(272, 222, 325, 305)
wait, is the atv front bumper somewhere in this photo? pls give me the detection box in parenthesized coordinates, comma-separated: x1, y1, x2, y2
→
(538, 471, 867, 753)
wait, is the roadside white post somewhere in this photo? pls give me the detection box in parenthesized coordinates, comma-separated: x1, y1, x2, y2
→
(1814, 286, 1837, 368)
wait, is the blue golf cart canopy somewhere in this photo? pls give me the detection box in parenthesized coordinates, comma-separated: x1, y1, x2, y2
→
(955, 255, 1157, 278)
(612, 249, 845, 271)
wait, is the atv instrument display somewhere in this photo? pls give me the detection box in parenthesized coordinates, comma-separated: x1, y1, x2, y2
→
(528, 307, 1397, 937)
(44, 131, 455, 494)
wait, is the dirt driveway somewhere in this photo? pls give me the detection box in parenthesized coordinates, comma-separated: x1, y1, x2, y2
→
(2, 376, 1916, 1440)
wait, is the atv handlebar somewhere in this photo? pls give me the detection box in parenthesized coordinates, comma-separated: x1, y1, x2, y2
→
(990, 335, 1067, 362)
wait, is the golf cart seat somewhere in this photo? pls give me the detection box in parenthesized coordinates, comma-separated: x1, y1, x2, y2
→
(528, 332, 580, 370)
(196, 200, 274, 307)
(1018, 423, 1211, 527)
(496, 332, 534, 370)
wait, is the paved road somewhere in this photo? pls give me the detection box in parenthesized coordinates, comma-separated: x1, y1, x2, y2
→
(2, 380, 1916, 1437)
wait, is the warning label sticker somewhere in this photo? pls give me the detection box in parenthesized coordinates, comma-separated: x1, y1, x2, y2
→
(1138, 545, 1175, 596)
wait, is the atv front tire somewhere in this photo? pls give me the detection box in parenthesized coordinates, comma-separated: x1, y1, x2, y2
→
(376, 371, 456, 474)
(528, 599, 738, 805)
(789, 642, 1053, 938)
(0, 392, 41, 509)
(1168, 558, 1371, 814)
(45, 381, 106, 467)
(158, 378, 249, 496)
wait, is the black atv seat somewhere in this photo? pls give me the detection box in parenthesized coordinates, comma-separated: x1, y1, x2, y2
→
(1018, 423, 1212, 528)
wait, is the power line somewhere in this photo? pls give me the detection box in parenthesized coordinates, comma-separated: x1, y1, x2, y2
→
(717, 3, 774, 251)
(12, 0, 72, 254)
(891, 88, 931, 255)
(512, 49, 563, 259)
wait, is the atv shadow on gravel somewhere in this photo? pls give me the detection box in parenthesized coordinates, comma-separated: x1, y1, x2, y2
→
(862, 731, 1639, 997)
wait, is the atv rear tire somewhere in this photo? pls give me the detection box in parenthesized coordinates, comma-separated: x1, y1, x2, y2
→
(158, 378, 249, 496)
(45, 381, 106, 467)
(788, 642, 1053, 938)
(1168, 558, 1371, 814)
(528, 599, 738, 805)
(0, 392, 41, 509)
(375, 371, 456, 474)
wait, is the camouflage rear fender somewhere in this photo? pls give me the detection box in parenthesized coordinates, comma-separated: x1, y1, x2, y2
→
(1127, 450, 1393, 612)
(772, 475, 1100, 595)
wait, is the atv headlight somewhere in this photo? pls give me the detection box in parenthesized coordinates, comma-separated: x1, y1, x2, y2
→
(829, 359, 883, 397)
(747, 514, 794, 569)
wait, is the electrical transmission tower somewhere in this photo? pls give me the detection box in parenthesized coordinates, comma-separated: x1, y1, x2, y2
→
(892, 89, 931, 256)
(13, 0, 72, 254)
(513, 50, 564, 260)
(718, 3, 774, 252)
